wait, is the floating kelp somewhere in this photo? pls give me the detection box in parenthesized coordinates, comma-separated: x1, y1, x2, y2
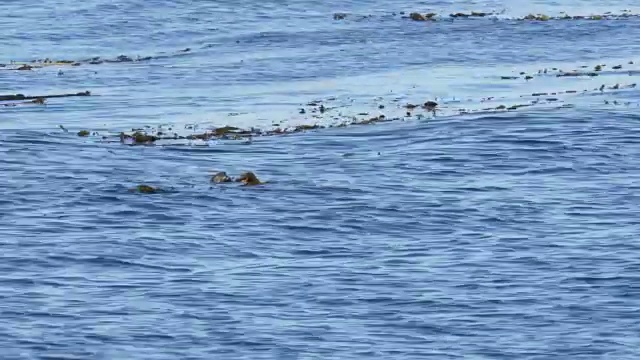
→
(93, 98, 588, 145)
(352, 115, 390, 125)
(0, 48, 192, 69)
(414, 11, 640, 22)
(333, 13, 348, 20)
(2, 97, 46, 107)
(293, 124, 322, 131)
(29, 59, 78, 67)
(1, 60, 80, 70)
(0, 64, 34, 71)
(409, 12, 436, 21)
(99, 77, 637, 146)
(338, 10, 640, 23)
(407, 11, 494, 21)
(129, 184, 161, 194)
(523, 14, 551, 21)
(0, 91, 90, 102)
(183, 126, 254, 141)
(405, 101, 438, 110)
(86, 49, 191, 64)
(120, 132, 158, 145)
(556, 71, 599, 77)
(31, 59, 76, 65)
(44, 54, 637, 147)
(114, 125, 257, 145)
(450, 12, 493, 18)
(493, 59, 639, 81)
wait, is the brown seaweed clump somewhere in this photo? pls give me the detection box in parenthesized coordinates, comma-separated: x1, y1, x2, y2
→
(129, 184, 159, 194)
(0, 91, 90, 102)
(409, 12, 437, 21)
(1, 97, 46, 107)
(556, 71, 598, 77)
(186, 132, 214, 141)
(524, 14, 550, 21)
(356, 115, 387, 125)
(214, 126, 244, 137)
(294, 124, 322, 132)
(211, 172, 233, 183)
(183, 126, 253, 140)
(410, 13, 427, 21)
(120, 132, 158, 144)
(236, 172, 262, 186)
(77, 130, 90, 137)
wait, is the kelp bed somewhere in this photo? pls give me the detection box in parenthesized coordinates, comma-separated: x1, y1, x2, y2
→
(1, 10, 639, 70)
(2, 9, 640, 191)
(2, 59, 637, 144)
(332, 9, 640, 22)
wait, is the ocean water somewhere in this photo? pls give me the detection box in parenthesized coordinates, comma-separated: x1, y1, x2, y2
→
(2, 0, 640, 359)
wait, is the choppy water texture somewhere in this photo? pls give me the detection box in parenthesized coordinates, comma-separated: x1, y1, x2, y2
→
(2, 0, 640, 359)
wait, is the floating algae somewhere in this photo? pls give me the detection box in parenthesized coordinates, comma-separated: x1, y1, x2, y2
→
(556, 72, 599, 77)
(409, 13, 436, 21)
(334, 9, 640, 23)
(2, 97, 47, 107)
(333, 13, 348, 20)
(0, 91, 91, 102)
(524, 14, 551, 21)
(102, 76, 638, 146)
(0, 47, 193, 69)
(17, 51, 630, 148)
(129, 185, 161, 194)
(119, 132, 158, 145)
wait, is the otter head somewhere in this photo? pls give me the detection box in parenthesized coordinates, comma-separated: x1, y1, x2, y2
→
(211, 171, 232, 183)
(236, 171, 262, 186)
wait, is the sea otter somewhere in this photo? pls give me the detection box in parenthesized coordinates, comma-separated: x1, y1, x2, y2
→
(236, 172, 262, 186)
(211, 171, 232, 183)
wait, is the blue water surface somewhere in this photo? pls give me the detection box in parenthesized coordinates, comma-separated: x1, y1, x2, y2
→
(2, 0, 640, 359)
